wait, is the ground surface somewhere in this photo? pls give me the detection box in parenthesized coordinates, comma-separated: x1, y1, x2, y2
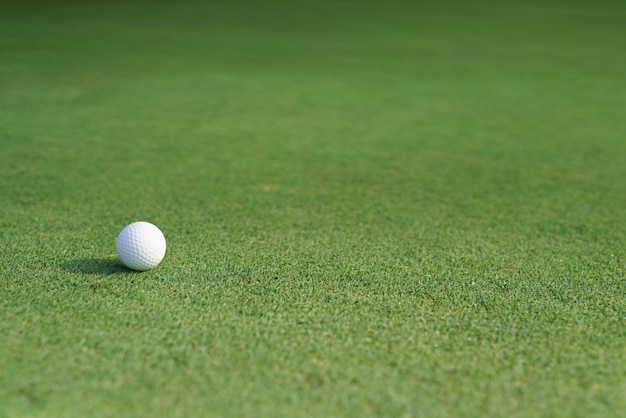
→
(1, 1, 625, 417)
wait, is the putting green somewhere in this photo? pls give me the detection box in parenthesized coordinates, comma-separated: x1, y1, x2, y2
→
(1, 1, 625, 417)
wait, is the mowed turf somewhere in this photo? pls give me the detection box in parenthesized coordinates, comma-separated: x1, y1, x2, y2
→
(1, 0, 625, 416)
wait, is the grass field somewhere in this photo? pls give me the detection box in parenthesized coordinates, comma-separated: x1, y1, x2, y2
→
(1, 0, 625, 416)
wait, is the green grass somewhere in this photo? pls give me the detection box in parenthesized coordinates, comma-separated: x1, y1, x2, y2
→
(1, 0, 625, 417)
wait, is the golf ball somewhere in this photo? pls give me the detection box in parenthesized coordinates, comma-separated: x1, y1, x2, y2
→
(116, 221, 166, 271)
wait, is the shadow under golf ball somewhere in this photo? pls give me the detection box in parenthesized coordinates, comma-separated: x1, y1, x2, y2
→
(61, 258, 140, 275)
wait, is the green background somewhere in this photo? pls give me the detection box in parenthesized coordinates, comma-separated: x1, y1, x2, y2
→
(1, 1, 625, 416)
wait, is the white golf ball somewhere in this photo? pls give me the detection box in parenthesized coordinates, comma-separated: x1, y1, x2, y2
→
(116, 221, 166, 271)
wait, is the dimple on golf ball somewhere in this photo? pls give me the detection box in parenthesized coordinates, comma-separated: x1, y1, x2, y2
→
(116, 221, 166, 271)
